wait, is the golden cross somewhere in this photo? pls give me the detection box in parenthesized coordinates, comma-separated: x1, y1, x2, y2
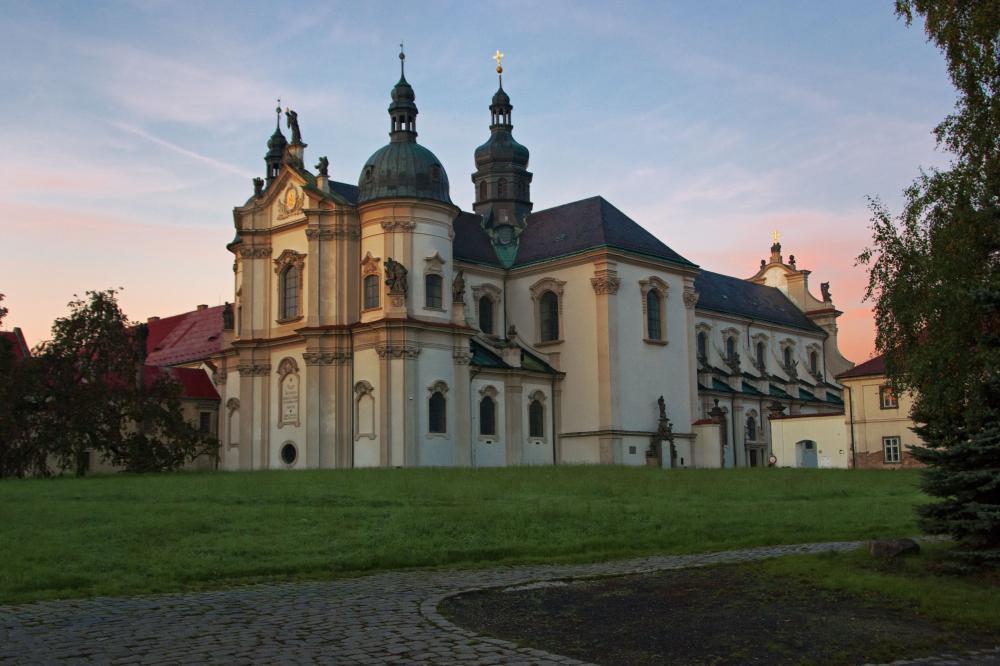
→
(493, 49, 504, 72)
(771, 229, 781, 244)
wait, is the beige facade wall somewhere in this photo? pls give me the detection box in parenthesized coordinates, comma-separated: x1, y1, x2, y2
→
(770, 413, 848, 468)
(842, 376, 924, 469)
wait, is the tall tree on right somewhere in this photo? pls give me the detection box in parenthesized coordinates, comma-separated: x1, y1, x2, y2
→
(858, 1, 999, 570)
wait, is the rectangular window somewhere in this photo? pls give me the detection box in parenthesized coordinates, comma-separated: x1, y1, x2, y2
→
(363, 274, 380, 310)
(883, 436, 901, 464)
(425, 274, 442, 309)
(879, 385, 898, 409)
(199, 411, 212, 434)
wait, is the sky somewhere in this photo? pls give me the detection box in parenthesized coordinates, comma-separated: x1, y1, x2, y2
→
(0, 0, 957, 362)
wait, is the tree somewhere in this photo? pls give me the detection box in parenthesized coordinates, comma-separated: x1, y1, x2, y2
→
(0, 290, 216, 477)
(859, 1, 999, 569)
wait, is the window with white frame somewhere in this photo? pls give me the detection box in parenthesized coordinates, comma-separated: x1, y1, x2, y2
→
(363, 274, 380, 310)
(274, 250, 306, 322)
(883, 436, 901, 463)
(639, 277, 668, 343)
(529, 397, 545, 438)
(428, 381, 448, 435)
(425, 274, 443, 309)
(530, 278, 565, 344)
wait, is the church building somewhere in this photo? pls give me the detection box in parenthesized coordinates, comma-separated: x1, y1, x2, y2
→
(148, 50, 853, 471)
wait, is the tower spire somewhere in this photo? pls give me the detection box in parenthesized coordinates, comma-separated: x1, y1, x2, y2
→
(264, 99, 288, 186)
(472, 49, 533, 267)
(388, 45, 418, 142)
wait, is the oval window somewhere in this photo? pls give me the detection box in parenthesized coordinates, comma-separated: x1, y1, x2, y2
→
(280, 442, 297, 466)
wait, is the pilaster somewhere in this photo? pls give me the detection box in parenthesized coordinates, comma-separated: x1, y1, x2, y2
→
(591, 259, 621, 462)
(504, 377, 524, 465)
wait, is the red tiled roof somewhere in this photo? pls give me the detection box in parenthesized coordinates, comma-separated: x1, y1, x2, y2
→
(145, 306, 225, 366)
(1, 328, 30, 364)
(836, 353, 886, 380)
(143, 365, 220, 400)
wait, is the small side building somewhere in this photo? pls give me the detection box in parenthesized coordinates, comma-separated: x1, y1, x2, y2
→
(837, 353, 924, 469)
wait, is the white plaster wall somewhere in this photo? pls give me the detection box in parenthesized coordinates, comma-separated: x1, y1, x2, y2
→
(615, 263, 694, 434)
(620, 436, 649, 467)
(353, 348, 381, 467)
(221, 368, 241, 470)
(770, 414, 848, 468)
(692, 422, 723, 468)
(269, 347, 306, 469)
(508, 263, 600, 434)
(417, 347, 457, 466)
(411, 227, 452, 323)
(561, 436, 601, 464)
(471, 376, 506, 467)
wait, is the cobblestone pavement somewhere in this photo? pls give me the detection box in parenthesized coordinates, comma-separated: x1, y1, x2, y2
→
(0, 540, 992, 665)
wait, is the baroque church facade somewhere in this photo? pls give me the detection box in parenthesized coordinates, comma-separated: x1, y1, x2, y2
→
(158, 52, 853, 471)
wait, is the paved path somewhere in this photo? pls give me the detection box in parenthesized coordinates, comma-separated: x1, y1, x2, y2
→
(0, 540, 990, 665)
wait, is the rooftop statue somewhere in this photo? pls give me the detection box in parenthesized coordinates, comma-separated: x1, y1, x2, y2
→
(285, 108, 301, 144)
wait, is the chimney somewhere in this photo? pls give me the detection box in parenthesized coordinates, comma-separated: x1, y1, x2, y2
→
(197, 304, 208, 311)
(147, 316, 160, 323)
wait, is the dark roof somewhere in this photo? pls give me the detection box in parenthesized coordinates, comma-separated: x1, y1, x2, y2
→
(836, 353, 884, 380)
(453, 212, 502, 267)
(769, 384, 792, 398)
(357, 141, 452, 206)
(143, 366, 219, 401)
(328, 180, 359, 204)
(695, 270, 825, 334)
(515, 196, 696, 268)
(469, 339, 558, 374)
(1, 328, 30, 365)
(146, 306, 225, 366)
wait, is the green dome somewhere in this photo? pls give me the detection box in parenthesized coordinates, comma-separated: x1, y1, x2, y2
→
(358, 141, 452, 205)
(475, 131, 530, 169)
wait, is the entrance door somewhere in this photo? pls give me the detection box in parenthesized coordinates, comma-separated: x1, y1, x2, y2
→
(797, 440, 818, 468)
(749, 448, 758, 467)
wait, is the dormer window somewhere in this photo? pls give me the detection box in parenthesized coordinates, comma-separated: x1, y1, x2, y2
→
(810, 350, 819, 375)
(783, 345, 792, 368)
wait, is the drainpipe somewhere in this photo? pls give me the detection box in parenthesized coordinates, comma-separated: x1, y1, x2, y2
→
(846, 384, 857, 469)
(551, 373, 557, 465)
(470, 367, 480, 468)
(349, 327, 354, 468)
(731, 395, 738, 468)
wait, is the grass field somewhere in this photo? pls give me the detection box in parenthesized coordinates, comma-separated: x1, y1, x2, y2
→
(0, 466, 925, 604)
(760, 544, 1000, 633)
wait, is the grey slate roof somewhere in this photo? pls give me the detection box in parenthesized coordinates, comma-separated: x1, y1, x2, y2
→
(694, 270, 825, 334)
(515, 196, 696, 268)
(453, 212, 502, 267)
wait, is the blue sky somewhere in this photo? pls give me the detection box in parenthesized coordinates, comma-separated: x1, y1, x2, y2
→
(0, 1, 956, 359)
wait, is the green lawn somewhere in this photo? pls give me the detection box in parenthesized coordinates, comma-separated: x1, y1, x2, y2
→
(0, 466, 924, 604)
(760, 544, 1000, 633)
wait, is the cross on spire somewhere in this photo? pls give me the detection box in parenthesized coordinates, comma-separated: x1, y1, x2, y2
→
(493, 49, 504, 74)
(275, 98, 281, 128)
(399, 42, 405, 78)
(771, 229, 781, 244)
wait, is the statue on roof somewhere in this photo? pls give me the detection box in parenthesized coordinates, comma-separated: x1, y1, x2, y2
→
(820, 282, 832, 302)
(285, 108, 302, 144)
(315, 156, 329, 177)
(252, 177, 264, 197)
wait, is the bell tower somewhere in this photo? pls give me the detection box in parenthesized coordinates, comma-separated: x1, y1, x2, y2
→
(472, 50, 533, 267)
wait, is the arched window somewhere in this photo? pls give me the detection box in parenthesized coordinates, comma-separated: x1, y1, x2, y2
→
(529, 398, 544, 438)
(280, 265, 299, 320)
(539, 290, 559, 342)
(479, 180, 487, 202)
(479, 396, 496, 436)
(783, 345, 792, 368)
(478, 295, 494, 334)
(726, 336, 736, 361)
(810, 350, 819, 374)
(363, 274, 380, 309)
(429, 391, 446, 434)
(646, 289, 662, 341)
(756, 341, 766, 369)
(746, 415, 757, 441)
(498, 178, 507, 198)
(425, 274, 443, 309)
(697, 331, 707, 359)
